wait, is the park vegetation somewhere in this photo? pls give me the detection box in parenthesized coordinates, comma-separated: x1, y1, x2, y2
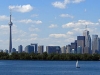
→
(0, 52, 100, 61)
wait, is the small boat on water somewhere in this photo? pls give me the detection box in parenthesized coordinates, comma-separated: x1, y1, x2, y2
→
(76, 60, 80, 68)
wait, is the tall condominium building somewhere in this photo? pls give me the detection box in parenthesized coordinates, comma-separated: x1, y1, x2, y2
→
(25, 45, 34, 53)
(84, 47, 89, 53)
(38, 45, 44, 54)
(31, 43, 38, 54)
(98, 38, 100, 54)
(11, 48, 16, 53)
(83, 29, 91, 54)
(77, 36, 85, 54)
(92, 35, 98, 54)
(46, 46, 61, 54)
(61, 46, 66, 53)
(77, 46, 82, 54)
(18, 45, 23, 53)
(71, 41, 77, 53)
(66, 45, 71, 53)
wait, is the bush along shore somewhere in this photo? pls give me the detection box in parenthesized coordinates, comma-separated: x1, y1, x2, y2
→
(0, 52, 100, 61)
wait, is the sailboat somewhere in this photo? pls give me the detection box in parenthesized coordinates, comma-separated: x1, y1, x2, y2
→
(76, 60, 80, 68)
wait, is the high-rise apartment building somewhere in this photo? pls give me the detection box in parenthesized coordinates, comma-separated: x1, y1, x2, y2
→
(98, 38, 100, 54)
(77, 46, 82, 54)
(92, 35, 98, 54)
(66, 45, 71, 53)
(46, 46, 61, 54)
(38, 45, 44, 54)
(83, 29, 91, 54)
(77, 36, 85, 54)
(71, 41, 77, 53)
(18, 45, 23, 53)
(25, 45, 34, 53)
(31, 43, 38, 54)
(61, 46, 66, 53)
(11, 48, 16, 53)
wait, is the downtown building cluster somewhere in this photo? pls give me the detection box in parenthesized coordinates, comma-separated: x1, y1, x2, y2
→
(1, 28, 100, 55)
(1, 13, 100, 54)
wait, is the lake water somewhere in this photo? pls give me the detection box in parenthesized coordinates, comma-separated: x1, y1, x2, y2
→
(0, 60, 100, 75)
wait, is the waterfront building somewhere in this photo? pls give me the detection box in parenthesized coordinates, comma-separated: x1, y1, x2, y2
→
(71, 49, 76, 54)
(25, 45, 34, 53)
(66, 45, 71, 53)
(77, 36, 85, 54)
(83, 27, 91, 54)
(46, 46, 61, 54)
(11, 48, 16, 53)
(77, 46, 82, 54)
(31, 43, 38, 54)
(61, 46, 66, 53)
(18, 45, 23, 53)
(38, 45, 44, 54)
(84, 47, 89, 54)
(98, 38, 100, 54)
(71, 41, 77, 53)
(92, 35, 98, 54)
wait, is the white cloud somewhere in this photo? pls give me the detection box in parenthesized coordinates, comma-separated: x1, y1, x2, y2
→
(0, 15, 9, 21)
(65, 37, 75, 43)
(49, 34, 66, 38)
(52, 1, 66, 9)
(66, 31, 74, 35)
(30, 38, 37, 41)
(60, 14, 74, 18)
(0, 25, 9, 29)
(52, 0, 85, 9)
(0, 25, 9, 34)
(19, 19, 42, 24)
(9, 4, 33, 13)
(62, 20, 99, 28)
(49, 24, 58, 28)
(72, 0, 85, 3)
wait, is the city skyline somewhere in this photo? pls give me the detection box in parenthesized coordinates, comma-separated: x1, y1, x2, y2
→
(0, 0, 100, 50)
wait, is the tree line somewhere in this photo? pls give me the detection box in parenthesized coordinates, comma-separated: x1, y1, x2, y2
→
(0, 52, 100, 61)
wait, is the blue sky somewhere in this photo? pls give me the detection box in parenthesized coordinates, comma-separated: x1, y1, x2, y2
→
(0, 0, 100, 51)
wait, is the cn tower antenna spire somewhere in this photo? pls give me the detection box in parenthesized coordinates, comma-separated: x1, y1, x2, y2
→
(10, 9, 12, 23)
(85, 25, 87, 30)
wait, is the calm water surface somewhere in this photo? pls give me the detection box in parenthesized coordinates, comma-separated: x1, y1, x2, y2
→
(0, 60, 100, 75)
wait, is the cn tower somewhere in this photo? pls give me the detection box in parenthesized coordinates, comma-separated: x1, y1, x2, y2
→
(8, 11, 13, 53)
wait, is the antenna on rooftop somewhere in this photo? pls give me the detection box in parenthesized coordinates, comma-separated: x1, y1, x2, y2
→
(85, 25, 87, 30)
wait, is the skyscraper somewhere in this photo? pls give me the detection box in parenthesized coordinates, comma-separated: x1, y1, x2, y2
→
(8, 12, 13, 53)
(24, 45, 34, 53)
(77, 36, 85, 54)
(31, 43, 38, 53)
(92, 35, 98, 54)
(18, 45, 23, 53)
(61, 46, 66, 53)
(98, 38, 100, 54)
(46, 46, 61, 54)
(83, 27, 91, 54)
(38, 45, 44, 54)
(71, 41, 77, 53)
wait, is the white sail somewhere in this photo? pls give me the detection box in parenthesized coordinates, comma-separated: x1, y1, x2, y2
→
(76, 60, 80, 68)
